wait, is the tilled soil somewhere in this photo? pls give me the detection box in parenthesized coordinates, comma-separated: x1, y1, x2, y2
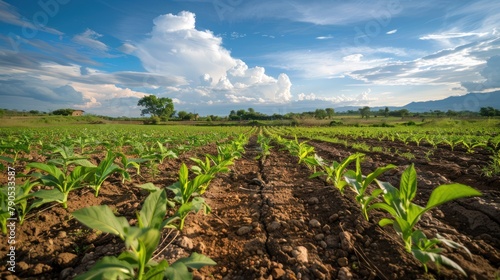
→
(0, 136, 499, 279)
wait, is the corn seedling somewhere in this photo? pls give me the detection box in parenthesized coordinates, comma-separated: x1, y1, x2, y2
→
(166, 164, 212, 230)
(401, 152, 416, 161)
(73, 188, 216, 279)
(190, 155, 233, 194)
(117, 152, 148, 183)
(85, 151, 123, 197)
(310, 153, 364, 193)
(3, 180, 54, 225)
(370, 164, 481, 275)
(27, 163, 93, 209)
(47, 145, 94, 173)
(459, 139, 487, 154)
(255, 134, 273, 160)
(411, 134, 426, 147)
(482, 150, 500, 177)
(441, 137, 461, 151)
(143, 142, 178, 178)
(0, 140, 30, 165)
(344, 157, 396, 220)
(0, 187, 13, 234)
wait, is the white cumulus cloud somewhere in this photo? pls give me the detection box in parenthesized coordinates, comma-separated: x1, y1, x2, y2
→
(135, 11, 292, 104)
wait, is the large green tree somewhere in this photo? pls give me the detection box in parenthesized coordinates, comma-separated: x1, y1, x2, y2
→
(314, 109, 327, 119)
(325, 108, 335, 119)
(137, 95, 174, 119)
(359, 106, 371, 119)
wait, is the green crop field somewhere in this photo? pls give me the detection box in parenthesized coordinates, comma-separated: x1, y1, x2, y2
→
(0, 120, 498, 279)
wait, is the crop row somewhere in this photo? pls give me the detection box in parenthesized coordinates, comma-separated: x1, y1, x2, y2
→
(263, 127, 482, 276)
(0, 126, 254, 278)
(275, 125, 500, 153)
(71, 132, 251, 279)
(0, 125, 250, 170)
(268, 126, 500, 177)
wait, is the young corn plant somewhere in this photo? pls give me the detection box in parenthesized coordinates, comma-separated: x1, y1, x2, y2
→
(411, 134, 426, 147)
(85, 151, 123, 197)
(297, 142, 315, 166)
(459, 138, 487, 154)
(370, 164, 481, 275)
(190, 155, 233, 195)
(4, 180, 57, 225)
(0, 139, 31, 165)
(27, 163, 93, 209)
(482, 150, 500, 177)
(72, 187, 216, 280)
(441, 137, 461, 151)
(166, 164, 212, 230)
(0, 187, 13, 234)
(344, 157, 396, 220)
(255, 134, 273, 161)
(47, 145, 94, 173)
(117, 152, 148, 183)
(310, 153, 364, 194)
(488, 135, 500, 151)
(143, 142, 178, 178)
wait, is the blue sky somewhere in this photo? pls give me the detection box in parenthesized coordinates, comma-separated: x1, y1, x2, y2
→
(0, 0, 499, 116)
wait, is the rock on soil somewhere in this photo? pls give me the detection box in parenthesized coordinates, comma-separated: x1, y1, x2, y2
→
(56, 252, 78, 268)
(340, 231, 354, 252)
(309, 219, 321, 228)
(338, 267, 353, 280)
(291, 246, 308, 263)
(177, 236, 194, 249)
(237, 226, 253, 236)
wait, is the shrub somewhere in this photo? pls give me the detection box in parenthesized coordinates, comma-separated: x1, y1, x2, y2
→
(143, 116, 161, 125)
(329, 120, 343, 126)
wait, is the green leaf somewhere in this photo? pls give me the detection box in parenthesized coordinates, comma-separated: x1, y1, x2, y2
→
(28, 192, 62, 212)
(178, 163, 189, 183)
(136, 183, 160, 192)
(400, 164, 417, 206)
(369, 201, 397, 217)
(411, 249, 467, 276)
(139, 228, 161, 264)
(118, 250, 139, 267)
(436, 234, 472, 259)
(378, 218, 394, 227)
(143, 260, 169, 280)
(28, 162, 65, 180)
(164, 261, 191, 280)
(73, 159, 97, 168)
(139, 189, 167, 229)
(425, 184, 481, 210)
(73, 256, 135, 280)
(0, 156, 14, 164)
(72, 205, 129, 239)
(375, 180, 400, 203)
(309, 171, 325, 179)
(365, 164, 396, 188)
(31, 189, 65, 203)
(407, 202, 425, 228)
(166, 182, 183, 204)
(175, 252, 217, 269)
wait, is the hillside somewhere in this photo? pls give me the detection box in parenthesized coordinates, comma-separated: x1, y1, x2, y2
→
(403, 91, 500, 112)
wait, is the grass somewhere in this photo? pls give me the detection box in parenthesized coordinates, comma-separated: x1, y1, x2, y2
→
(0, 115, 108, 127)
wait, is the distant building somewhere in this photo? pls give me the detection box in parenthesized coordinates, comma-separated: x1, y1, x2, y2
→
(72, 110, 84, 116)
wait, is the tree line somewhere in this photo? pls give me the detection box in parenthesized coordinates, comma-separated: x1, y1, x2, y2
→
(1, 93, 498, 120)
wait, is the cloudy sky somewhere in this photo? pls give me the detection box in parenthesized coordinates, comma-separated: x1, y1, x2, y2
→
(0, 0, 499, 116)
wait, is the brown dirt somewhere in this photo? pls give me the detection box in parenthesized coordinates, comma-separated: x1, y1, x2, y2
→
(0, 135, 498, 279)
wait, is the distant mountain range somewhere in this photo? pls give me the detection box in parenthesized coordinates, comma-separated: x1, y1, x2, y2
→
(335, 91, 500, 113)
